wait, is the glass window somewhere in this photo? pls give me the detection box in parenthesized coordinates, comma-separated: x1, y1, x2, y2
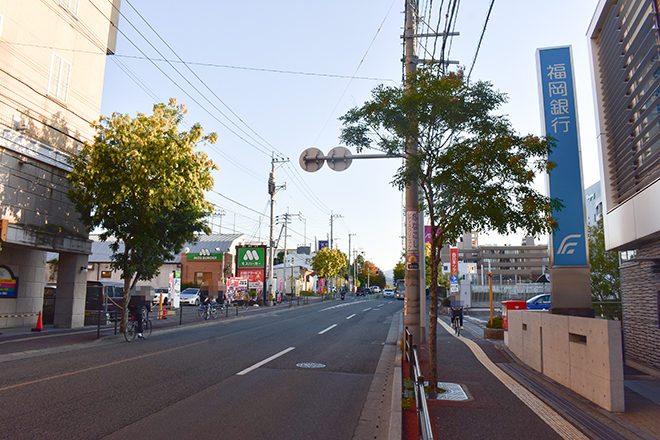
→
(100, 270, 112, 278)
(48, 52, 71, 103)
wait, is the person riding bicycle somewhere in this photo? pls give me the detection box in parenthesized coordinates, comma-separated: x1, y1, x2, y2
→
(450, 304, 464, 330)
(128, 294, 150, 338)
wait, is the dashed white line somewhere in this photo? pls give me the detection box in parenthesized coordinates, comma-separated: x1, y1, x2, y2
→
(363, 308, 372, 312)
(236, 347, 295, 376)
(346, 314, 356, 320)
(377, 304, 384, 308)
(318, 324, 338, 334)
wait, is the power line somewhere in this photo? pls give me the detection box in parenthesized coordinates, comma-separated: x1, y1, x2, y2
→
(467, 0, 495, 82)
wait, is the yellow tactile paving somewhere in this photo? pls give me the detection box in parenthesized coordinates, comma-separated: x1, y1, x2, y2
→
(438, 318, 589, 440)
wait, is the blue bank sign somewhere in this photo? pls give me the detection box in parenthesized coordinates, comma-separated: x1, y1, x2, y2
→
(537, 46, 588, 267)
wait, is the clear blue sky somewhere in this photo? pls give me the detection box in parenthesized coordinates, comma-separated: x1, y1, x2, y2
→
(100, 0, 601, 272)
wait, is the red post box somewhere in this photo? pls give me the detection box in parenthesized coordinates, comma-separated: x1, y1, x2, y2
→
(501, 300, 527, 330)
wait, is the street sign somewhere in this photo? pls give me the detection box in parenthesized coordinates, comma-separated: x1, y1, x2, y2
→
(326, 147, 352, 171)
(299, 148, 324, 172)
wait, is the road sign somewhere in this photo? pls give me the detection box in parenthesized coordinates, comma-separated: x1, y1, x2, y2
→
(299, 148, 325, 172)
(326, 147, 352, 171)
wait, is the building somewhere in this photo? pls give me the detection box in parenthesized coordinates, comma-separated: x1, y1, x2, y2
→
(442, 234, 549, 285)
(0, 0, 120, 328)
(589, 0, 660, 373)
(87, 234, 245, 299)
(584, 181, 603, 227)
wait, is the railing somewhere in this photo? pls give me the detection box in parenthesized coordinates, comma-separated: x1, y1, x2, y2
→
(593, 301, 622, 321)
(404, 327, 433, 440)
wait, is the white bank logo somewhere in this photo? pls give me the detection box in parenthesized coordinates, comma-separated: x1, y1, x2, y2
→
(557, 234, 581, 255)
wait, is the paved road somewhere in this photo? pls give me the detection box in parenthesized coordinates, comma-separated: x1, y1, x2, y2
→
(0, 297, 401, 440)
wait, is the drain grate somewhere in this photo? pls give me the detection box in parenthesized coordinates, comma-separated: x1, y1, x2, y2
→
(425, 382, 470, 401)
(296, 362, 326, 369)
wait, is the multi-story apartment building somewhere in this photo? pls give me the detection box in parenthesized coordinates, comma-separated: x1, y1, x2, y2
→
(0, 0, 120, 328)
(589, 0, 660, 373)
(442, 234, 549, 285)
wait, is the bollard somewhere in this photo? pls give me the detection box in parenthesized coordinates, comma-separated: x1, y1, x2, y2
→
(97, 310, 101, 339)
(179, 305, 183, 325)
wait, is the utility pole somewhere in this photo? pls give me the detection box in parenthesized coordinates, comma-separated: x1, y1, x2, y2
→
(348, 233, 356, 293)
(403, 0, 421, 344)
(329, 211, 343, 249)
(268, 153, 288, 305)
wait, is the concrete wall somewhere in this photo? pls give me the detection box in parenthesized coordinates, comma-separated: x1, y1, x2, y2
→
(506, 310, 624, 412)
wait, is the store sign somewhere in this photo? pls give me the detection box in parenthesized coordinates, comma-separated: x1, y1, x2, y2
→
(187, 248, 223, 261)
(537, 46, 588, 267)
(0, 265, 18, 298)
(237, 247, 266, 268)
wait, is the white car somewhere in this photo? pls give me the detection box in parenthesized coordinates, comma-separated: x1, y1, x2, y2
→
(383, 288, 394, 297)
(152, 287, 170, 305)
(179, 288, 201, 306)
(370, 286, 381, 293)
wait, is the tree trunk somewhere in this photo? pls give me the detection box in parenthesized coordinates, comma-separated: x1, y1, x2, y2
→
(427, 240, 441, 393)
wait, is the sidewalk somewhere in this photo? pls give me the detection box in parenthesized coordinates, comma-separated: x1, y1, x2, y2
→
(402, 315, 660, 440)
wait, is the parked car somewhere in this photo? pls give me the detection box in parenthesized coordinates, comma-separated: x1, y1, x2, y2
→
(383, 288, 394, 298)
(526, 293, 551, 310)
(179, 288, 201, 306)
(152, 287, 170, 305)
(356, 286, 367, 296)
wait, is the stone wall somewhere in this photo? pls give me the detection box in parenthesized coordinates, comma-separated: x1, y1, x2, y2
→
(620, 239, 660, 371)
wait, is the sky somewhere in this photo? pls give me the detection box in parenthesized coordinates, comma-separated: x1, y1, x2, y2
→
(99, 0, 602, 274)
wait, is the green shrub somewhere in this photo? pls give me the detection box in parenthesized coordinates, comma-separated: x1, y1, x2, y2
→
(299, 290, 316, 297)
(486, 316, 503, 329)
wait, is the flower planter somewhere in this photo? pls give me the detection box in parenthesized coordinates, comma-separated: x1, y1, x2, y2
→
(483, 328, 504, 340)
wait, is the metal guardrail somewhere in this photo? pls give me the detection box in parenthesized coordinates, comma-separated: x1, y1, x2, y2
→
(404, 327, 434, 440)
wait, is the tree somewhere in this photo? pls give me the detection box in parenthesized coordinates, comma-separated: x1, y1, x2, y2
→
(67, 99, 217, 331)
(312, 248, 348, 284)
(360, 260, 385, 288)
(340, 66, 559, 392)
(588, 217, 620, 302)
(393, 261, 405, 282)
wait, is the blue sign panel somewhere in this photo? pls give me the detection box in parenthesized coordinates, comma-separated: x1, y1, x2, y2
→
(317, 240, 329, 251)
(450, 275, 459, 285)
(537, 46, 588, 267)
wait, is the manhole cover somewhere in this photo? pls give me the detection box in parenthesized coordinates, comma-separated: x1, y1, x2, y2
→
(296, 362, 326, 369)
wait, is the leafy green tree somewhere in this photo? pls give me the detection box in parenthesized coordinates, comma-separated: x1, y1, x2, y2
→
(393, 261, 405, 282)
(340, 66, 559, 392)
(588, 217, 620, 301)
(360, 260, 385, 288)
(67, 99, 217, 331)
(311, 248, 348, 281)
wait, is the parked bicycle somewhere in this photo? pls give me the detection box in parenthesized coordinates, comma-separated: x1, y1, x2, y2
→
(124, 312, 152, 342)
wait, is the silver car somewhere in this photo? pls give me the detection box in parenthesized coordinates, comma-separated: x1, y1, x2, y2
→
(179, 288, 201, 306)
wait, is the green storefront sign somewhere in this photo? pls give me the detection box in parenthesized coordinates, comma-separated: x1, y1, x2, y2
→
(237, 247, 265, 268)
(187, 251, 223, 261)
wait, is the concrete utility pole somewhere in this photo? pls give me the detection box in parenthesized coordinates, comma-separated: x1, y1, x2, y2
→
(330, 211, 343, 249)
(268, 153, 288, 305)
(348, 233, 356, 292)
(403, 0, 421, 344)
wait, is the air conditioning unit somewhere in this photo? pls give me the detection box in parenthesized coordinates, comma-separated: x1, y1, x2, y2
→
(12, 115, 28, 131)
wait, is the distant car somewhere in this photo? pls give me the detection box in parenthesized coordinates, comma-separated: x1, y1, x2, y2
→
(152, 287, 170, 305)
(383, 288, 394, 298)
(396, 288, 405, 300)
(356, 286, 367, 296)
(370, 286, 381, 294)
(526, 293, 551, 310)
(179, 288, 201, 306)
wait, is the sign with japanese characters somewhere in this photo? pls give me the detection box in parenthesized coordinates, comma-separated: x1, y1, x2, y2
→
(450, 247, 459, 293)
(406, 208, 420, 270)
(537, 46, 588, 267)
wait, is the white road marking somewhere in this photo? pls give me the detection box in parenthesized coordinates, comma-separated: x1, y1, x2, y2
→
(236, 347, 295, 376)
(318, 324, 338, 335)
(363, 308, 372, 312)
(438, 319, 588, 440)
(346, 314, 356, 320)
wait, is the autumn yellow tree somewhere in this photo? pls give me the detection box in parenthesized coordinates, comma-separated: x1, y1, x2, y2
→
(67, 100, 217, 331)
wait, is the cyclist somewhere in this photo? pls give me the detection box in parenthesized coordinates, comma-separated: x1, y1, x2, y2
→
(450, 304, 464, 330)
(127, 294, 150, 338)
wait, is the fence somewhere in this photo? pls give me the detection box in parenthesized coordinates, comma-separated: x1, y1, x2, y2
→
(470, 283, 550, 308)
(404, 327, 433, 440)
